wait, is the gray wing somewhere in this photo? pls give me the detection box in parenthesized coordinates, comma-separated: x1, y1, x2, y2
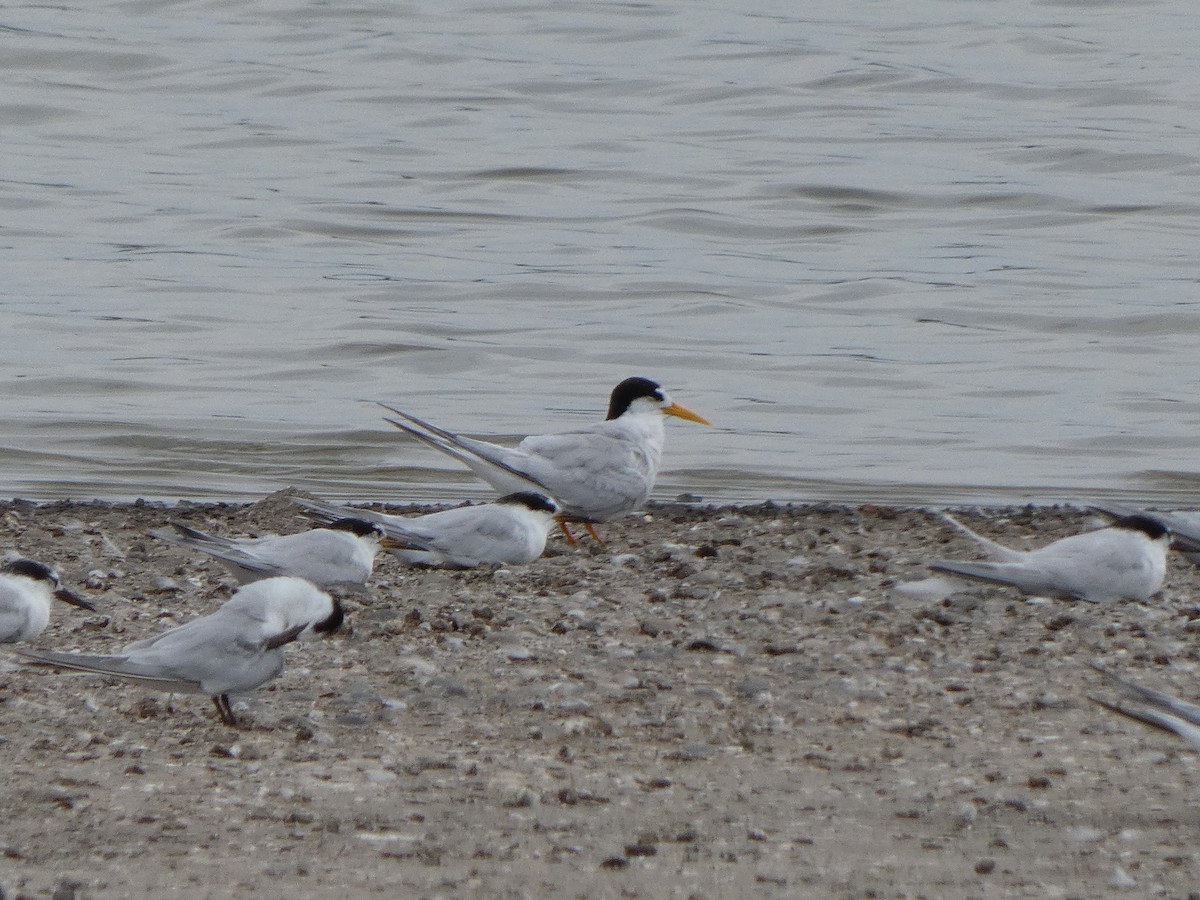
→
(292, 497, 436, 549)
(395, 505, 544, 567)
(1091, 664, 1200, 750)
(23, 608, 297, 697)
(379, 405, 551, 498)
(17, 648, 203, 692)
(926, 558, 1082, 600)
(150, 523, 287, 579)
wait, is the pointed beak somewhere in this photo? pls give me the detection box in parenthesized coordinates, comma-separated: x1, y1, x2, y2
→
(662, 402, 711, 426)
(55, 587, 97, 612)
(379, 537, 412, 551)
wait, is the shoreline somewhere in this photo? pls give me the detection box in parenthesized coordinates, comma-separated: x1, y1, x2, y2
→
(0, 494, 1196, 897)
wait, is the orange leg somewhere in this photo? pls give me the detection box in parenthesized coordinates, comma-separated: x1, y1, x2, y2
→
(583, 522, 606, 545)
(558, 519, 579, 545)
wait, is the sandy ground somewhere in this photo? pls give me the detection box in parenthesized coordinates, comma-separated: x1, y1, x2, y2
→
(0, 493, 1198, 899)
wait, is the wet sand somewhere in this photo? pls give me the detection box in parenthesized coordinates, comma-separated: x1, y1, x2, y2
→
(1, 493, 1197, 898)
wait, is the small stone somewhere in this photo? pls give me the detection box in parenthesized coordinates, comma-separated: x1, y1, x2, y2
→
(974, 858, 996, 875)
(1111, 866, 1136, 889)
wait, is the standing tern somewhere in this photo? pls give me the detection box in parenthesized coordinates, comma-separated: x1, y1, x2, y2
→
(1090, 663, 1200, 750)
(150, 517, 384, 591)
(0, 558, 95, 643)
(379, 376, 711, 542)
(18, 576, 343, 726)
(293, 491, 561, 568)
(927, 513, 1169, 603)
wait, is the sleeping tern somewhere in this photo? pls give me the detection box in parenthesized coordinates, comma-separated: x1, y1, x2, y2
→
(150, 517, 384, 591)
(379, 376, 711, 542)
(293, 491, 561, 568)
(927, 512, 1169, 603)
(0, 558, 95, 643)
(18, 576, 343, 726)
(1090, 663, 1200, 750)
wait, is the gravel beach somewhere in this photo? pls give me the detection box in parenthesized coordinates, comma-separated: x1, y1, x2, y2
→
(1, 493, 1197, 899)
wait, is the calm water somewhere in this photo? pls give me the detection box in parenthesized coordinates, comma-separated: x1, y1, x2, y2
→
(3, 0, 1200, 507)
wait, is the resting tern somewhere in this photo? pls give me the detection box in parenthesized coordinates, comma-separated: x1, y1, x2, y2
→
(293, 491, 561, 568)
(18, 576, 343, 726)
(1089, 502, 1200, 565)
(1090, 663, 1200, 751)
(150, 518, 384, 591)
(927, 513, 1169, 603)
(379, 376, 711, 542)
(0, 558, 95, 643)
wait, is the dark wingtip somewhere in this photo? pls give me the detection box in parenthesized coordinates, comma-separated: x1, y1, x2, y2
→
(314, 596, 345, 635)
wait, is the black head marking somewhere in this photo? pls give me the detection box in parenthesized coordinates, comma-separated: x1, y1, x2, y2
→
(1112, 515, 1169, 540)
(4, 558, 57, 584)
(606, 376, 665, 420)
(314, 596, 345, 635)
(322, 518, 384, 539)
(496, 491, 559, 514)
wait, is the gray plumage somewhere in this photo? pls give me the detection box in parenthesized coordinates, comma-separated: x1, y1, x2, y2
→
(18, 577, 342, 726)
(928, 513, 1169, 603)
(1091, 664, 1200, 751)
(292, 491, 560, 568)
(149, 518, 382, 591)
(378, 377, 710, 526)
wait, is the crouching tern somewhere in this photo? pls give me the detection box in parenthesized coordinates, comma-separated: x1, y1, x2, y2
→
(150, 517, 384, 591)
(293, 491, 561, 568)
(0, 558, 95, 643)
(380, 376, 711, 543)
(18, 576, 343, 726)
(927, 512, 1169, 603)
(1090, 663, 1200, 751)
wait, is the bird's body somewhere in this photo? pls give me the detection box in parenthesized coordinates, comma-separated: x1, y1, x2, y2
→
(18, 577, 343, 726)
(0, 559, 94, 643)
(1091, 664, 1200, 750)
(928, 513, 1169, 603)
(294, 491, 560, 568)
(150, 518, 383, 591)
(380, 377, 710, 539)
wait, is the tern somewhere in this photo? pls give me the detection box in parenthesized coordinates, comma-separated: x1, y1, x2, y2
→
(1090, 663, 1200, 751)
(18, 576, 343, 726)
(150, 517, 384, 591)
(379, 376, 711, 542)
(927, 512, 1169, 603)
(293, 491, 561, 568)
(0, 558, 95, 643)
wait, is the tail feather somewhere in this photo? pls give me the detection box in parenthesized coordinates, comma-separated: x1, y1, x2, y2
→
(1090, 663, 1200, 727)
(150, 522, 237, 551)
(927, 558, 1020, 587)
(940, 514, 1024, 563)
(378, 403, 553, 498)
(16, 649, 196, 690)
(290, 496, 437, 552)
